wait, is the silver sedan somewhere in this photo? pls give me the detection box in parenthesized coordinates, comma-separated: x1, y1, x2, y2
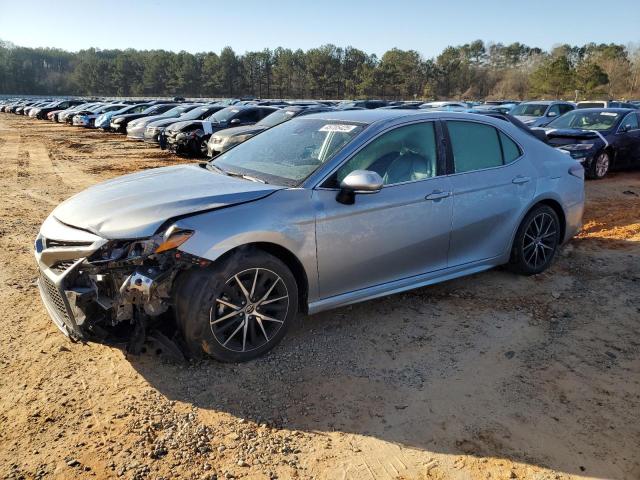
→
(35, 110, 584, 362)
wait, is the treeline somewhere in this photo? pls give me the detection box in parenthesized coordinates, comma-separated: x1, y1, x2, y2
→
(0, 39, 639, 100)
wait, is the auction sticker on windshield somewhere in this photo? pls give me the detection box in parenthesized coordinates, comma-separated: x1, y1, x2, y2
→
(319, 124, 357, 132)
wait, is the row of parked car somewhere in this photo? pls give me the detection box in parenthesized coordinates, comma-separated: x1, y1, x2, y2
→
(2, 96, 640, 179)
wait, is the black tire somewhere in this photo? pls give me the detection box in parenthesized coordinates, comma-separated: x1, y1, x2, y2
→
(509, 205, 560, 275)
(587, 151, 610, 179)
(174, 249, 298, 362)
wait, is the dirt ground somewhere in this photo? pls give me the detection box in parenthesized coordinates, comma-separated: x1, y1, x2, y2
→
(0, 114, 639, 480)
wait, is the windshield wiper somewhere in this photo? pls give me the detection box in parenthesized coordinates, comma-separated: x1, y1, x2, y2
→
(225, 170, 268, 184)
(205, 163, 229, 175)
(206, 163, 267, 184)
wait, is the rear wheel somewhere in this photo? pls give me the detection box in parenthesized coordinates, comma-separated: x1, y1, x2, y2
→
(587, 151, 610, 179)
(175, 249, 298, 362)
(510, 205, 560, 275)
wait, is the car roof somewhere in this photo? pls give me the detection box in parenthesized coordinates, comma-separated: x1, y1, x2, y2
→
(570, 107, 634, 113)
(301, 109, 522, 126)
(521, 100, 558, 105)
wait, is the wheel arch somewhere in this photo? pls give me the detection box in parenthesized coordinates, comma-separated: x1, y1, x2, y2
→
(509, 197, 567, 258)
(535, 198, 566, 242)
(210, 242, 309, 314)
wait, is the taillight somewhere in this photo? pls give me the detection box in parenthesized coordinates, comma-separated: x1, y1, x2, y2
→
(568, 163, 584, 180)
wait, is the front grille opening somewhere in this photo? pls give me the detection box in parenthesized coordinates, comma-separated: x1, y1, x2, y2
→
(40, 275, 72, 323)
(45, 239, 93, 248)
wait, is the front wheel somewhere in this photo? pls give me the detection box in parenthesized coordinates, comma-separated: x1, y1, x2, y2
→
(174, 249, 298, 362)
(587, 151, 610, 179)
(509, 205, 560, 275)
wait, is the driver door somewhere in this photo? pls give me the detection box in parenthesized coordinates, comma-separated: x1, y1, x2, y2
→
(313, 121, 453, 299)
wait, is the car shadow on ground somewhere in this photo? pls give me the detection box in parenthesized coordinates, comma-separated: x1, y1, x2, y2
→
(128, 235, 640, 479)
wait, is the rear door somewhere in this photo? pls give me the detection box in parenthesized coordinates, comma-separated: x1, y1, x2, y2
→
(444, 119, 536, 267)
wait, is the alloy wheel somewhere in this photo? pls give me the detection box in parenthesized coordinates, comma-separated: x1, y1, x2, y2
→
(522, 212, 557, 270)
(595, 152, 610, 178)
(210, 268, 289, 352)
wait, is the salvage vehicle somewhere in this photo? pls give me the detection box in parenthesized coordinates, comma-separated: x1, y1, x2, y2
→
(541, 108, 640, 179)
(28, 101, 56, 118)
(164, 105, 278, 156)
(72, 104, 128, 128)
(22, 101, 51, 116)
(95, 103, 152, 130)
(110, 103, 179, 133)
(64, 103, 108, 124)
(35, 110, 584, 362)
(511, 101, 575, 127)
(126, 104, 202, 140)
(577, 100, 638, 109)
(58, 102, 102, 123)
(205, 104, 333, 156)
(145, 104, 226, 145)
(34, 99, 85, 120)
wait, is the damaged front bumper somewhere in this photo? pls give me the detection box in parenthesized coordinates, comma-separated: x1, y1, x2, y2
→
(34, 215, 198, 344)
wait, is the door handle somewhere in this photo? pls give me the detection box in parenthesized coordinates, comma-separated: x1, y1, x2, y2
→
(512, 175, 531, 185)
(425, 190, 451, 201)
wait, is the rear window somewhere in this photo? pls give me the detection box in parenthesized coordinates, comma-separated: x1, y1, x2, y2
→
(577, 102, 606, 109)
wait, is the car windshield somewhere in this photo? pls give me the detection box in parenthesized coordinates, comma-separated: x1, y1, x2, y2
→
(162, 105, 192, 116)
(546, 110, 622, 131)
(142, 105, 165, 114)
(178, 106, 218, 120)
(208, 107, 243, 123)
(211, 118, 366, 186)
(511, 104, 548, 116)
(115, 104, 145, 114)
(256, 109, 298, 127)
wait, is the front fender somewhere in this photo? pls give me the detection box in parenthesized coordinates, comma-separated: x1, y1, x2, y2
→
(175, 189, 319, 303)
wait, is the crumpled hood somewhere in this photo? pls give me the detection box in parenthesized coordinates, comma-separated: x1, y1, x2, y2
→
(542, 128, 607, 148)
(543, 128, 602, 139)
(147, 117, 182, 129)
(514, 115, 540, 124)
(52, 165, 281, 239)
(167, 120, 228, 133)
(130, 113, 180, 128)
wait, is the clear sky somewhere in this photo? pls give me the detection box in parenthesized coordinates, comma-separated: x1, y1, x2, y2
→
(1, 0, 638, 58)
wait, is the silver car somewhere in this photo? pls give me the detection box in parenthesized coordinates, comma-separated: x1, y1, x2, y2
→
(35, 110, 584, 362)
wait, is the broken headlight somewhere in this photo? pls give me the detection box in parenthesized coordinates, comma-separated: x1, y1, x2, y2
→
(91, 226, 193, 264)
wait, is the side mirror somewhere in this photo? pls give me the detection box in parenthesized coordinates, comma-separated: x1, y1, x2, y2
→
(547, 111, 558, 117)
(618, 124, 629, 133)
(230, 118, 241, 125)
(336, 170, 383, 204)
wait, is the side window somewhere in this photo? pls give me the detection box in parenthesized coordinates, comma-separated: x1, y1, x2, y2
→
(336, 122, 438, 186)
(447, 121, 503, 173)
(238, 110, 262, 123)
(621, 113, 639, 131)
(259, 108, 275, 120)
(559, 104, 574, 115)
(499, 132, 522, 163)
(547, 104, 561, 117)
